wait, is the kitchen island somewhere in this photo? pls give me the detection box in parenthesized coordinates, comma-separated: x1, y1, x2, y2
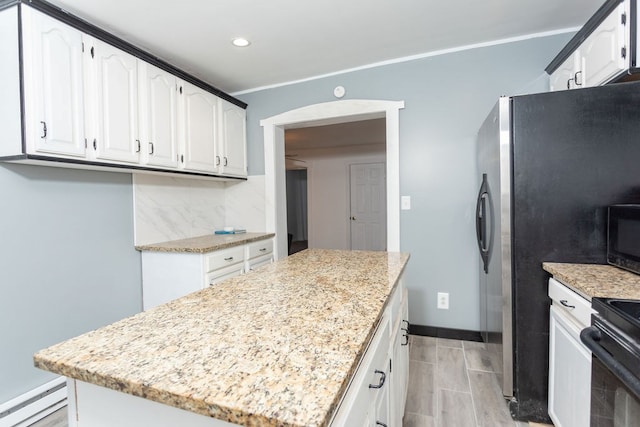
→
(34, 249, 410, 427)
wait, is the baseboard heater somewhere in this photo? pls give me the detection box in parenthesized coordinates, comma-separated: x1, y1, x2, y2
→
(0, 377, 67, 427)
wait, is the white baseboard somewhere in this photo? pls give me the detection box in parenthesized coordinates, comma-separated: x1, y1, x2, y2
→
(0, 377, 67, 427)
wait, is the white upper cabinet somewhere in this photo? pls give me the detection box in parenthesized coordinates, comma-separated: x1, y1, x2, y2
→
(139, 63, 179, 168)
(548, 0, 630, 91)
(2, 4, 247, 179)
(180, 81, 219, 173)
(21, 7, 86, 158)
(549, 51, 581, 91)
(580, 2, 628, 88)
(89, 38, 140, 164)
(219, 99, 247, 177)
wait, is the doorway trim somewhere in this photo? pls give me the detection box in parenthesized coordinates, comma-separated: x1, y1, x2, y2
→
(260, 99, 404, 259)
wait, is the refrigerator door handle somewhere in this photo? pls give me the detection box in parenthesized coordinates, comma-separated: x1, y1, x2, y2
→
(475, 174, 491, 273)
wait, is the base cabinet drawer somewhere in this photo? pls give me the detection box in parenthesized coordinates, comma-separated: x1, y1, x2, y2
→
(141, 238, 273, 309)
(205, 246, 244, 272)
(207, 264, 244, 287)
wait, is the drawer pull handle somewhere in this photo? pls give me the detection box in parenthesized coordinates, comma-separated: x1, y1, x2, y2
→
(369, 370, 386, 389)
(224, 257, 234, 261)
(40, 121, 47, 138)
(559, 299, 575, 309)
(376, 422, 388, 427)
(259, 248, 267, 252)
(401, 333, 409, 346)
(402, 319, 410, 330)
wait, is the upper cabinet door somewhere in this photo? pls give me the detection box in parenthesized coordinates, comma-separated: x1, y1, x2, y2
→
(21, 7, 86, 157)
(140, 63, 178, 168)
(581, 2, 628, 88)
(549, 51, 580, 91)
(181, 81, 218, 173)
(219, 99, 247, 177)
(90, 38, 140, 164)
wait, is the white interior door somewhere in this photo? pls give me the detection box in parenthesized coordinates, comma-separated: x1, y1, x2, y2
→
(349, 163, 386, 250)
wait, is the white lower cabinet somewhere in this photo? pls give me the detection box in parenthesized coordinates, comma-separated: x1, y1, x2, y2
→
(141, 238, 273, 310)
(245, 239, 274, 272)
(331, 278, 409, 426)
(547, 278, 593, 427)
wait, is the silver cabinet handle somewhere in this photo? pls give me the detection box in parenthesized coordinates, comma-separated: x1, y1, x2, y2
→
(216, 155, 221, 166)
(40, 121, 47, 139)
(223, 157, 228, 166)
(402, 333, 409, 346)
(135, 139, 141, 153)
(149, 142, 154, 155)
(368, 370, 386, 389)
(259, 248, 267, 252)
(559, 299, 575, 309)
(376, 422, 388, 427)
(224, 257, 234, 261)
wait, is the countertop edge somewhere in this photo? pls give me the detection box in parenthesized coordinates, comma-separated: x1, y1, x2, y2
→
(135, 233, 275, 253)
(543, 261, 640, 301)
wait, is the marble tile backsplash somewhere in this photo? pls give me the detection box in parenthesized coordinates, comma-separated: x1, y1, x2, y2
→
(132, 174, 266, 246)
(226, 175, 266, 233)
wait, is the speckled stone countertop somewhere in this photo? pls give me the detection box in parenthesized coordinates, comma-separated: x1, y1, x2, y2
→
(135, 232, 275, 253)
(543, 262, 640, 301)
(34, 249, 410, 427)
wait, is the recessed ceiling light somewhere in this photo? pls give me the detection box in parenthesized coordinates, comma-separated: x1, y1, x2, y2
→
(232, 38, 251, 47)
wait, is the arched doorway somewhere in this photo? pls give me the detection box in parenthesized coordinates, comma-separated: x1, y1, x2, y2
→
(260, 99, 404, 259)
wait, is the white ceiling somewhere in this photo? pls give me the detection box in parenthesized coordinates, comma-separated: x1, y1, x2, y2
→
(46, 0, 604, 94)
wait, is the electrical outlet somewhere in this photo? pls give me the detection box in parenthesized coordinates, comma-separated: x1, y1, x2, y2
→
(437, 292, 449, 310)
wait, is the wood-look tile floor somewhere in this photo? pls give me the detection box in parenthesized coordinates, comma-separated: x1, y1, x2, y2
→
(30, 337, 553, 427)
(403, 335, 553, 427)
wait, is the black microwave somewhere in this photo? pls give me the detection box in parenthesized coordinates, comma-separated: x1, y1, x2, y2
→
(608, 204, 640, 274)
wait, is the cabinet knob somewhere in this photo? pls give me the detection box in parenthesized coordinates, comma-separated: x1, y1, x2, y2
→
(368, 369, 386, 389)
(350, 216, 356, 221)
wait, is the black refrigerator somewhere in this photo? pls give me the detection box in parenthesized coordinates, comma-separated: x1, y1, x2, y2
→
(475, 80, 640, 422)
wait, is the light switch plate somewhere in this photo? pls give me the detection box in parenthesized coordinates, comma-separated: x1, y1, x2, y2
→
(401, 196, 411, 210)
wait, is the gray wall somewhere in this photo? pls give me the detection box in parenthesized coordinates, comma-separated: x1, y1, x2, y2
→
(239, 34, 573, 330)
(0, 164, 141, 403)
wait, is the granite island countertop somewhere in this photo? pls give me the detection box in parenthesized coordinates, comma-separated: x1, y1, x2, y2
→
(543, 262, 640, 301)
(135, 232, 275, 253)
(34, 249, 410, 427)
